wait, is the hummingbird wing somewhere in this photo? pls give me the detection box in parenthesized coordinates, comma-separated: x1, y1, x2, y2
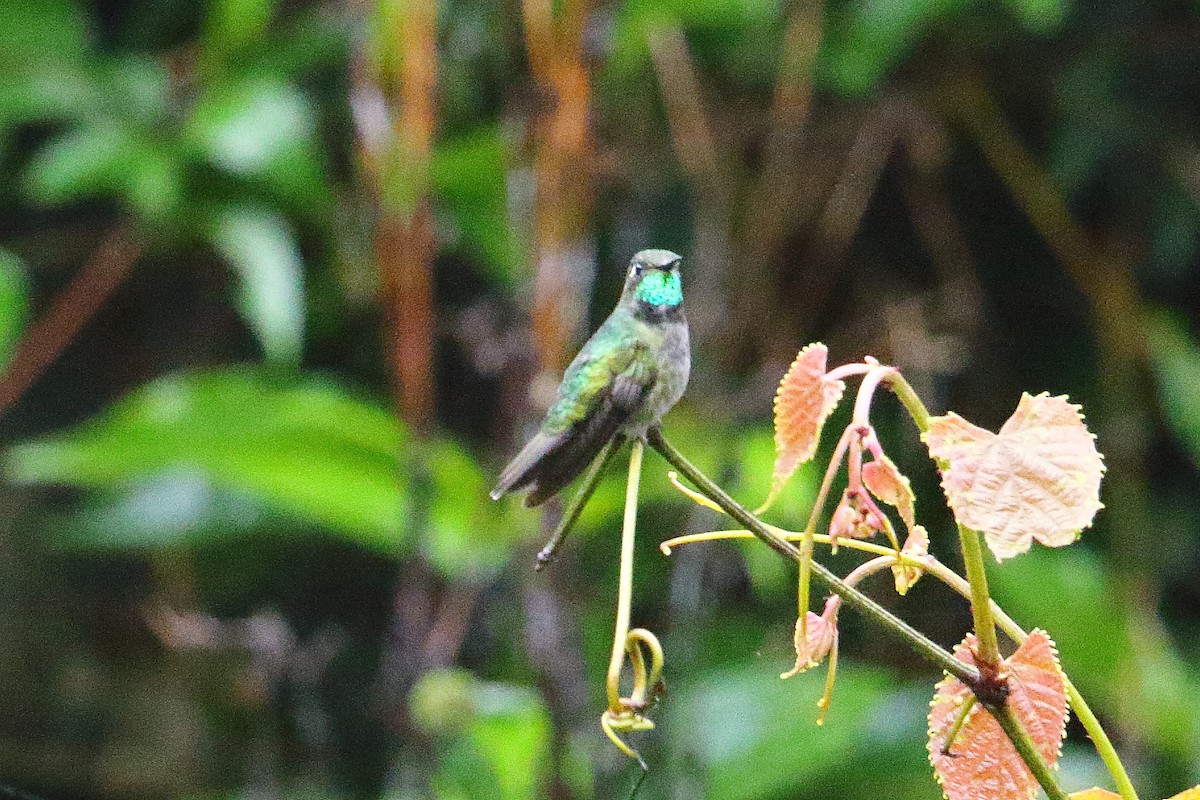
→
(491, 342, 657, 506)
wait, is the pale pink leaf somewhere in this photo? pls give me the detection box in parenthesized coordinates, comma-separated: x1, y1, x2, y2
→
(928, 630, 1068, 800)
(863, 453, 917, 532)
(781, 609, 836, 679)
(923, 393, 1105, 561)
(759, 343, 845, 513)
(893, 524, 929, 596)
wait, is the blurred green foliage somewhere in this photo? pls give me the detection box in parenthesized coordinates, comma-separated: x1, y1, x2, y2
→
(2, 0, 1200, 799)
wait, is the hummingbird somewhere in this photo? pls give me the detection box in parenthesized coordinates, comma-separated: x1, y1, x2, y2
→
(491, 249, 690, 507)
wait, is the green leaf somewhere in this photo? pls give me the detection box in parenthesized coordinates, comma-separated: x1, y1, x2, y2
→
(1004, 0, 1067, 33)
(210, 204, 305, 364)
(424, 437, 530, 582)
(817, 0, 969, 96)
(187, 76, 330, 213)
(410, 669, 550, 800)
(607, 0, 779, 78)
(24, 122, 134, 205)
(0, 0, 89, 71)
(203, 0, 279, 55)
(1147, 310, 1200, 468)
(48, 472, 274, 550)
(7, 368, 408, 553)
(431, 128, 520, 285)
(670, 661, 922, 800)
(0, 249, 29, 371)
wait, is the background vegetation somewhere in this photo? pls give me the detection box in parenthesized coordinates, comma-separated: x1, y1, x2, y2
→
(2, 0, 1200, 798)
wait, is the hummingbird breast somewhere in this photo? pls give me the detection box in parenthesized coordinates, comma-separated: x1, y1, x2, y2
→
(624, 312, 690, 437)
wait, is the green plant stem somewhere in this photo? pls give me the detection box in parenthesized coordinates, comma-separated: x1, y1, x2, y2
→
(957, 524, 1002, 670)
(992, 704, 1072, 800)
(647, 428, 977, 684)
(883, 370, 1001, 670)
(650, 428, 1071, 800)
(536, 435, 624, 570)
(607, 439, 644, 712)
(883, 369, 932, 431)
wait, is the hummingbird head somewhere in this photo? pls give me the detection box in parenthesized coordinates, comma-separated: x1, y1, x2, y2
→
(622, 249, 684, 316)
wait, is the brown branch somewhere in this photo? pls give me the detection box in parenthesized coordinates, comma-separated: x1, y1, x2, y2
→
(377, 208, 436, 432)
(523, 0, 593, 374)
(0, 223, 141, 421)
(938, 73, 1142, 362)
(356, 0, 439, 433)
(744, 0, 826, 230)
(647, 23, 723, 194)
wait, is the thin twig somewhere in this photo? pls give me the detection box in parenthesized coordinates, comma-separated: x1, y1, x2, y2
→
(0, 223, 141, 420)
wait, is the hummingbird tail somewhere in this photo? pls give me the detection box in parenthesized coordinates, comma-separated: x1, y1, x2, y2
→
(493, 350, 654, 505)
(490, 431, 563, 500)
(522, 411, 629, 506)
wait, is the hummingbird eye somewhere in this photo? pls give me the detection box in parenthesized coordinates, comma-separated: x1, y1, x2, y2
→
(632, 264, 644, 276)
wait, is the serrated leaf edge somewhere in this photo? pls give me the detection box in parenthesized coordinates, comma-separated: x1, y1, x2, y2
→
(927, 629, 1068, 800)
(758, 343, 845, 513)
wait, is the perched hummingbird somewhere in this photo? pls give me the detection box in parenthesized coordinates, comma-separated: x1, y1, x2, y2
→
(491, 249, 690, 506)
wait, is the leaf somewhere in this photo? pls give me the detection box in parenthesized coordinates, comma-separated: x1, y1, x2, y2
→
(410, 668, 550, 800)
(1147, 311, 1200, 471)
(0, 0, 89, 71)
(24, 122, 134, 204)
(203, 0, 279, 55)
(1167, 789, 1200, 800)
(606, 0, 779, 78)
(1068, 791, 1120, 800)
(431, 128, 520, 285)
(928, 630, 1068, 800)
(0, 249, 29, 371)
(893, 524, 929, 596)
(781, 609, 836, 679)
(424, 436, 530, 583)
(1003, 0, 1066, 34)
(863, 452, 916, 532)
(817, 0, 970, 96)
(7, 368, 408, 553)
(210, 204, 305, 364)
(46, 472, 274, 550)
(187, 76, 331, 214)
(759, 343, 845, 512)
(923, 393, 1105, 561)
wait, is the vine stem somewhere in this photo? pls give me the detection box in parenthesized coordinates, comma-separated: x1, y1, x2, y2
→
(993, 705, 1071, 800)
(883, 369, 1132, 800)
(957, 524, 1003, 672)
(647, 427, 1070, 800)
(933, 557, 1138, 800)
(647, 428, 976, 685)
(882, 369, 1011, 674)
(608, 439, 644, 712)
(599, 438, 654, 766)
(609, 443, 648, 714)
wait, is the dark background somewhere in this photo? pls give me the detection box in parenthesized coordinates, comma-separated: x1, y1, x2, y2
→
(1, 0, 1199, 798)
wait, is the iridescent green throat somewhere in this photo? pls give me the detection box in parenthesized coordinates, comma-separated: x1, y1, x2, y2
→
(635, 271, 683, 307)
